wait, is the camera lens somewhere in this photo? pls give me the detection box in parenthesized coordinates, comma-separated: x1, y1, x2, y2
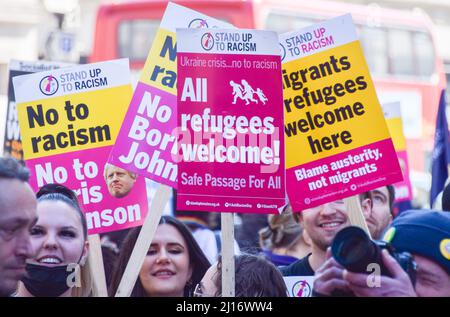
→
(331, 226, 379, 273)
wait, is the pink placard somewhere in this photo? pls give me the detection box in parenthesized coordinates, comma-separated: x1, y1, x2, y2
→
(108, 4, 233, 189)
(286, 139, 403, 211)
(26, 145, 149, 235)
(177, 45, 285, 213)
(109, 82, 177, 188)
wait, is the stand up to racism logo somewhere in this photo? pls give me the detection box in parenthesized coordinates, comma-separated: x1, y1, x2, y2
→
(201, 32, 215, 51)
(39, 75, 59, 96)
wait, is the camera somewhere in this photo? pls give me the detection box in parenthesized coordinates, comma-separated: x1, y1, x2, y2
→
(331, 226, 417, 285)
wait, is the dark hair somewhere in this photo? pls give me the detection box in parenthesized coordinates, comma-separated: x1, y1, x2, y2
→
(235, 213, 269, 254)
(215, 254, 288, 297)
(386, 185, 395, 215)
(36, 183, 88, 239)
(362, 185, 395, 216)
(361, 186, 396, 216)
(359, 191, 373, 208)
(0, 157, 29, 181)
(108, 215, 211, 297)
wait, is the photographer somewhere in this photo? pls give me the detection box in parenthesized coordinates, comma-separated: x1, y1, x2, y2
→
(281, 197, 371, 276)
(314, 210, 450, 297)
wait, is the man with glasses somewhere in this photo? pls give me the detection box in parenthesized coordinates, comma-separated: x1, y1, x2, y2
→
(365, 185, 395, 239)
(193, 280, 215, 297)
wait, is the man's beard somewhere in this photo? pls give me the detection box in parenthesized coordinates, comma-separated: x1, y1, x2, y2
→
(313, 236, 333, 252)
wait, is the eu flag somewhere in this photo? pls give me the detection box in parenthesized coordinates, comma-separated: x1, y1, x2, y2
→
(430, 89, 450, 206)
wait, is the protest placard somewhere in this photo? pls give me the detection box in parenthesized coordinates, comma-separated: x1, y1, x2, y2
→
(14, 59, 149, 236)
(113, 4, 234, 297)
(382, 102, 413, 202)
(280, 14, 403, 211)
(109, 2, 232, 188)
(114, 183, 171, 297)
(14, 59, 148, 296)
(283, 276, 315, 297)
(176, 29, 285, 214)
(3, 60, 72, 161)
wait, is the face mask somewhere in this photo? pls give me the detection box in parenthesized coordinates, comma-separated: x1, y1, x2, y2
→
(21, 263, 72, 297)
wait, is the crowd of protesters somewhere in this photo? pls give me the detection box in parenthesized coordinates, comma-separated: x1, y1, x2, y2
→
(0, 156, 449, 297)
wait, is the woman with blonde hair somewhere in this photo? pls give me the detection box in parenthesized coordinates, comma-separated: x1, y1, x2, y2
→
(259, 204, 311, 266)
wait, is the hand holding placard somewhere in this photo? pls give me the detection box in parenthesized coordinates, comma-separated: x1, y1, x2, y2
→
(109, 3, 234, 297)
(115, 184, 171, 297)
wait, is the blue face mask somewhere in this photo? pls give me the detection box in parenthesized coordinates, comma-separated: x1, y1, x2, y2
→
(21, 263, 72, 297)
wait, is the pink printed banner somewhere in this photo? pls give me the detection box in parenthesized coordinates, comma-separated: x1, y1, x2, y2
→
(281, 15, 403, 211)
(26, 146, 148, 235)
(13, 59, 149, 235)
(108, 3, 233, 188)
(176, 29, 285, 214)
(286, 138, 401, 211)
(109, 83, 178, 187)
(382, 101, 413, 202)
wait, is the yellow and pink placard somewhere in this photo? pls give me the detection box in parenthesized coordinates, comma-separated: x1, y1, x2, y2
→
(280, 15, 402, 211)
(14, 59, 148, 235)
(108, 3, 232, 188)
(382, 102, 413, 202)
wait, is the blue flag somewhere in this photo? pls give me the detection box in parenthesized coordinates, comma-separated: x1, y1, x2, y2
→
(430, 89, 450, 206)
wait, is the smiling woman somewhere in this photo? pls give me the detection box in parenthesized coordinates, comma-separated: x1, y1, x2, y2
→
(16, 183, 91, 297)
(108, 216, 210, 297)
